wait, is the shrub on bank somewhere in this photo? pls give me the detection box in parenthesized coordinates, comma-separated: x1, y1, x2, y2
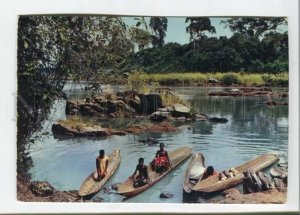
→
(221, 73, 240, 86)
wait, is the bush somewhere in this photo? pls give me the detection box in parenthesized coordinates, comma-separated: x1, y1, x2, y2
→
(221, 73, 240, 86)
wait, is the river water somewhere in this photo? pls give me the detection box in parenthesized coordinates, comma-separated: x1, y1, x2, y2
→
(27, 85, 288, 203)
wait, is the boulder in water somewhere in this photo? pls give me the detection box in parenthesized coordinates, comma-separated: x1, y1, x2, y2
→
(172, 103, 191, 118)
(30, 181, 55, 197)
(160, 192, 173, 198)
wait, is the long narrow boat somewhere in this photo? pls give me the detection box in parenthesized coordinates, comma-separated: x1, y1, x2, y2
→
(192, 153, 279, 194)
(117, 147, 192, 198)
(183, 153, 206, 193)
(79, 149, 121, 196)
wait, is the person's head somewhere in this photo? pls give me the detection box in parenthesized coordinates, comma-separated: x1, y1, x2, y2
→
(138, 157, 144, 165)
(159, 143, 165, 150)
(99, 149, 105, 157)
(206, 166, 214, 176)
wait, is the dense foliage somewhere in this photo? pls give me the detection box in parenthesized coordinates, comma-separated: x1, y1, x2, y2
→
(17, 16, 134, 176)
(125, 31, 288, 73)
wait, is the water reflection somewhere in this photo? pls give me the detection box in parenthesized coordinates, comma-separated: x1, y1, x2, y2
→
(28, 86, 288, 203)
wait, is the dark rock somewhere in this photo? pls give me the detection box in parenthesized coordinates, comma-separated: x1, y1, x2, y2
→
(111, 183, 120, 190)
(160, 192, 173, 198)
(127, 99, 141, 112)
(265, 101, 288, 106)
(243, 170, 264, 194)
(145, 93, 163, 114)
(208, 117, 228, 123)
(150, 111, 170, 122)
(79, 104, 105, 116)
(140, 137, 159, 145)
(208, 78, 219, 83)
(93, 196, 104, 202)
(258, 172, 275, 190)
(274, 178, 286, 188)
(137, 93, 148, 114)
(30, 181, 55, 197)
(66, 101, 78, 115)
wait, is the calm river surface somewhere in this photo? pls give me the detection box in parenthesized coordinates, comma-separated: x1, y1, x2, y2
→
(27, 85, 288, 203)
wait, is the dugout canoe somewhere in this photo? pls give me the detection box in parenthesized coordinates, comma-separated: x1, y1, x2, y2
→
(117, 147, 192, 198)
(192, 153, 279, 193)
(183, 153, 206, 193)
(79, 149, 121, 196)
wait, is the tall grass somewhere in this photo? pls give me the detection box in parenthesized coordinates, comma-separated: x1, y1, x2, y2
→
(143, 72, 288, 86)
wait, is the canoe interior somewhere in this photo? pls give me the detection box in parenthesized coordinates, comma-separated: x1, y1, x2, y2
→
(79, 149, 121, 196)
(192, 153, 279, 193)
(117, 147, 192, 197)
(183, 153, 205, 193)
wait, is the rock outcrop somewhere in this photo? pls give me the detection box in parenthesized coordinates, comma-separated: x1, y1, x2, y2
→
(52, 122, 112, 138)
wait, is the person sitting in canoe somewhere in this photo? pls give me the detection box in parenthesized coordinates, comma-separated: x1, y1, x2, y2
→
(94, 149, 109, 181)
(200, 166, 218, 181)
(151, 143, 171, 173)
(131, 157, 149, 188)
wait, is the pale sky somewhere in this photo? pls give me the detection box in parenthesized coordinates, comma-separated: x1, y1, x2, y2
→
(122, 17, 288, 45)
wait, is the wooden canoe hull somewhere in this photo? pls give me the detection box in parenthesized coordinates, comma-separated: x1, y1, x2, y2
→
(117, 147, 192, 197)
(78, 149, 121, 196)
(183, 153, 206, 193)
(192, 153, 279, 193)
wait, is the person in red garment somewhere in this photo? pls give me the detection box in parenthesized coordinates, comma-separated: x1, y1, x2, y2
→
(151, 143, 171, 173)
(201, 166, 218, 181)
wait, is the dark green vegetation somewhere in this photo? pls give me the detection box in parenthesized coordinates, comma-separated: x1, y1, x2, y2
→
(126, 18, 288, 73)
(17, 16, 288, 178)
(17, 16, 134, 177)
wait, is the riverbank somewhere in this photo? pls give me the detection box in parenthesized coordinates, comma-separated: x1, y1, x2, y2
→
(17, 175, 81, 202)
(212, 188, 287, 204)
(132, 72, 288, 87)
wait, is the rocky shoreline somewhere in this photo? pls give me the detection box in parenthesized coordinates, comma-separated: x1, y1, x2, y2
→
(212, 188, 287, 204)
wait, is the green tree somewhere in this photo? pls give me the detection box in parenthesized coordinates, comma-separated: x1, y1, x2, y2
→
(149, 17, 168, 48)
(17, 16, 134, 177)
(185, 17, 216, 41)
(223, 17, 287, 37)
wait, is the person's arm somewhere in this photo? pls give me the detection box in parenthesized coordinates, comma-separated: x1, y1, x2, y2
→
(155, 150, 159, 157)
(96, 159, 100, 178)
(131, 165, 138, 178)
(145, 166, 149, 182)
(105, 159, 109, 174)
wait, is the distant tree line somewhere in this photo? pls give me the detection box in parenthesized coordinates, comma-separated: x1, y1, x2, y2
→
(125, 17, 288, 73)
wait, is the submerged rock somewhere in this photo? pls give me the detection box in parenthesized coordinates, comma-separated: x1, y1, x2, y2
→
(160, 192, 173, 198)
(208, 117, 228, 123)
(265, 101, 288, 106)
(93, 196, 104, 202)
